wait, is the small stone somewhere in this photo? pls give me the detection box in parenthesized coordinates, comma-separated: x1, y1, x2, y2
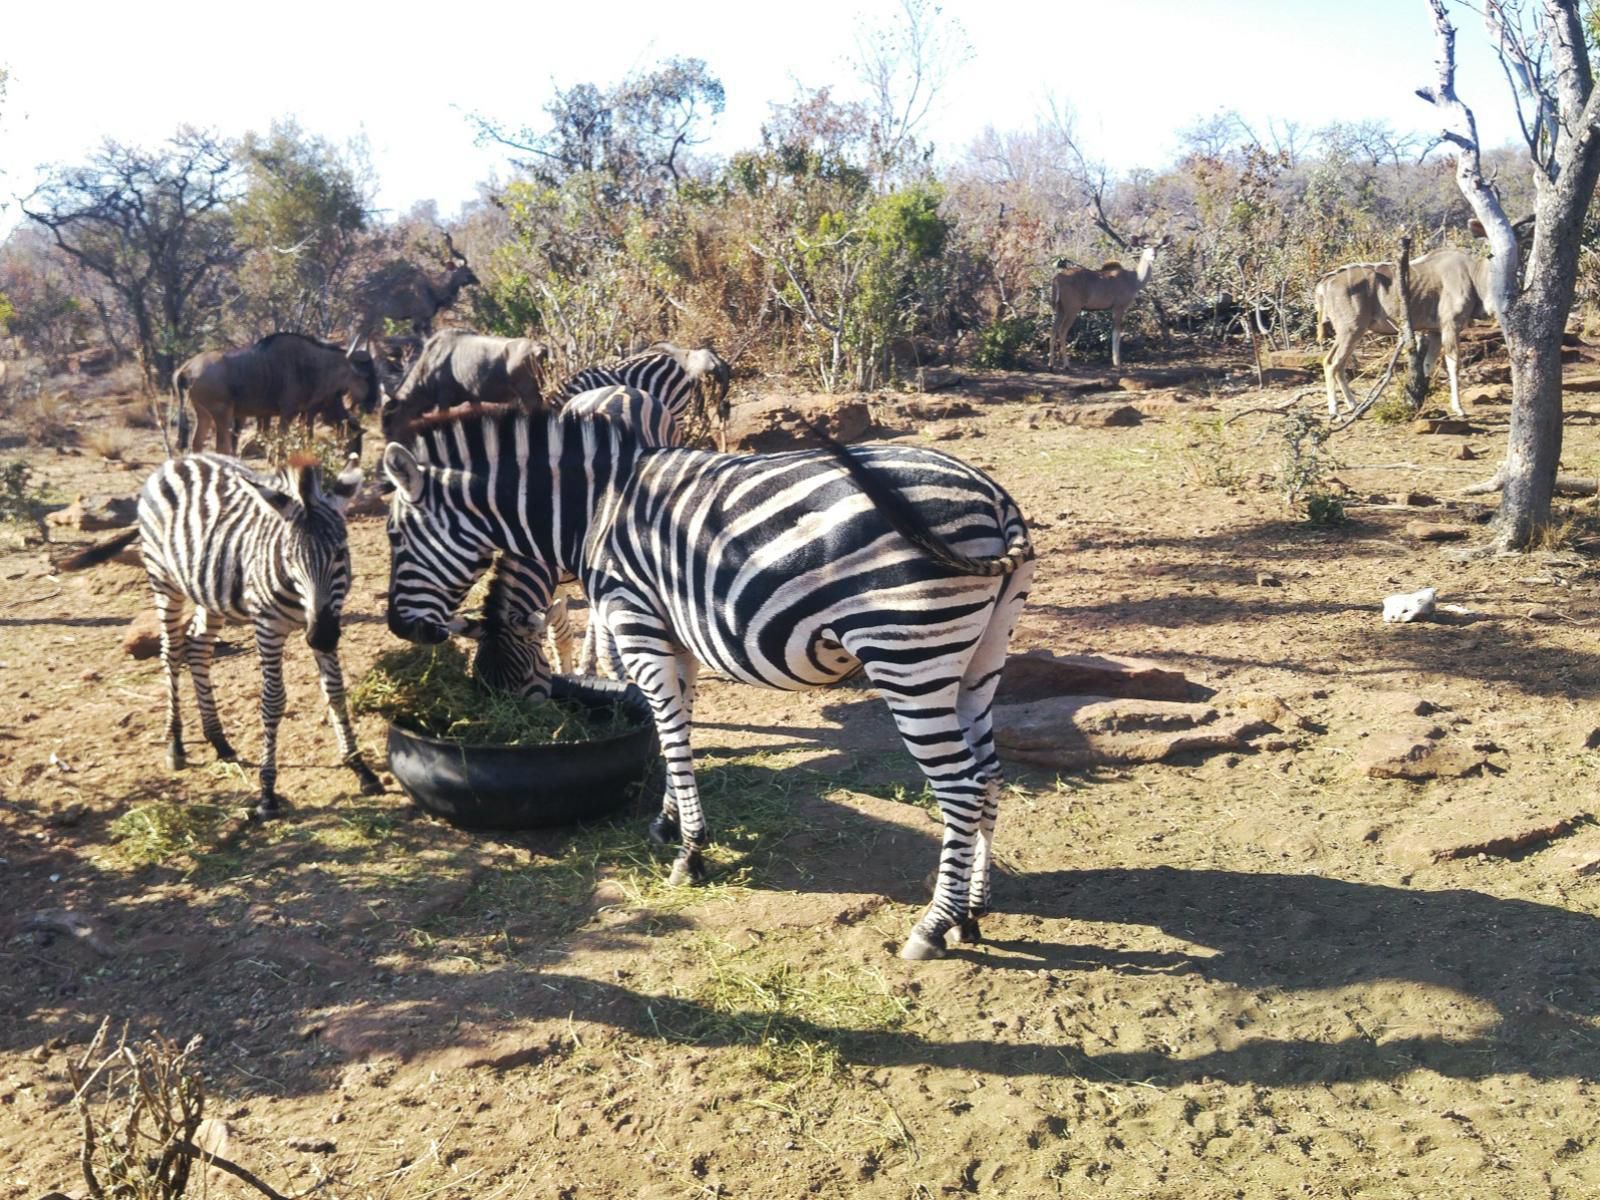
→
(1256, 572, 1282, 587)
(286, 1136, 336, 1153)
(1525, 605, 1561, 621)
(122, 610, 163, 659)
(1405, 521, 1468, 542)
(1393, 491, 1437, 506)
(1455, 444, 1479, 460)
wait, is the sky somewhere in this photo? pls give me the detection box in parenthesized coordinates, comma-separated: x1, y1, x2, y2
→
(0, 0, 1528, 236)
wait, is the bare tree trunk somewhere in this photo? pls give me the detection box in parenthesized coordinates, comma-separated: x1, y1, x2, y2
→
(1497, 300, 1566, 545)
(1396, 237, 1428, 413)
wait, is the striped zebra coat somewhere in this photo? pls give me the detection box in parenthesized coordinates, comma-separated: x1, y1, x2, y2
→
(555, 343, 730, 430)
(70, 454, 381, 814)
(382, 399, 1035, 960)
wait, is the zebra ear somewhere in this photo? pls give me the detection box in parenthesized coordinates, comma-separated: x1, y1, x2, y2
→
(246, 479, 301, 522)
(382, 443, 426, 503)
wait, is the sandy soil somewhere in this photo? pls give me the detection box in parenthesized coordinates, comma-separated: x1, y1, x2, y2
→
(4, 348, 1600, 1199)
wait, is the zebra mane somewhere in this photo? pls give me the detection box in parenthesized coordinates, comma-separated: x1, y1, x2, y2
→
(393, 401, 525, 443)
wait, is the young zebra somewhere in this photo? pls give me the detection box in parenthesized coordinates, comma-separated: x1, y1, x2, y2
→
(381, 399, 1034, 961)
(428, 385, 679, 696)
(68, 454, 381, 815)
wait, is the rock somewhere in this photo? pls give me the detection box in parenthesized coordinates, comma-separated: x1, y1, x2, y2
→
(1225, 691, 1313, 730)
(1383, 587, 1437, 623)
(45, 493, 138, 532)
(1264, 349, 1323, 371)
(994, 695, 1273, 769)
(1087, 403, 1144, 427)
(895, 397, 977, 421)
(1358, 732, 1484, 780)
(1525, 604, 1562, 621)
(997, 650, 1197, 704)
(1405, 521, 1468, 542)
(286, 1136, 337, 1153)
(1465, 385, 1510, 405)
(1411, 418, 1474, 435)
(1393, 491, 1437, 506)
(123, 610, 163, 659)
(1455, 444, 1479, 460)
(1256, 572, 1282, 587)
(1389, 804, 1589, 865)
(724, 395, 872, 452)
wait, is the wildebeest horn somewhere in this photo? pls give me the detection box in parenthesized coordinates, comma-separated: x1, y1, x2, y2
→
(346, 326, 371, 357)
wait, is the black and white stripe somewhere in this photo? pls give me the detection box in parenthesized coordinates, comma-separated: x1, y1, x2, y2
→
(106, 454, 379, 813)
(556, 343, 730, 426)
(382, 400, 1034, 960)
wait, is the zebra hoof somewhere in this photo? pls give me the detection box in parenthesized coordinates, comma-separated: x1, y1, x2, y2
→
(667, 853, 707, 887)
(352, 763, 384, 796)
(166, 745, 186, 771)
(899, 932, 947, 961)
(250, 792, 283, 821)
(947, 918, 982, 945)
(209, 737, 237, 762)
(648, 813, 680, 845)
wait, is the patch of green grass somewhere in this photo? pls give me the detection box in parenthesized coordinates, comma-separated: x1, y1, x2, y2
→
(349, 641, 634, 746)
(108, 801, 229, 869)
(656, 936, 913, 1079)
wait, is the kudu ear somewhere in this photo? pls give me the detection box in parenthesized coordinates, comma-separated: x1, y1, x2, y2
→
(327, 461, 365, 515)
(383, 443, 426, 503)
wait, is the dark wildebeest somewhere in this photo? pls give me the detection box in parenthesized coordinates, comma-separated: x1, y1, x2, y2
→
(358, 232, 480, 337)
(377, 329, 550, 438)
(174, 333, 382, 455)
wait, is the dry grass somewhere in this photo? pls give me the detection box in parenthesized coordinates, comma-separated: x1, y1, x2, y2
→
(83, 424, 134, 460)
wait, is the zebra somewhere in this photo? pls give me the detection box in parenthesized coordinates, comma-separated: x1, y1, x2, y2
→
(556, 343, 731, 431)
(380, 397, 1035, 961)
(64, 454, 381, 815)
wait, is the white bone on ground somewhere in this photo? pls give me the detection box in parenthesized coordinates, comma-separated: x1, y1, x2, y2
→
(1382, 587, 1438, 623)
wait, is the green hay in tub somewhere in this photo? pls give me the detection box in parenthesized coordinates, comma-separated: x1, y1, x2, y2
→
(350, 641, 634, 746)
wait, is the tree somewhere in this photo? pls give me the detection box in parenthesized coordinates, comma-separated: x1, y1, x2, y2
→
(232, 120, 371, 337)
(472, 59, 725, 208)
(851, 0, 970, 189)
(1417, 0, 1600, 549)
(21, 129, 240, 388)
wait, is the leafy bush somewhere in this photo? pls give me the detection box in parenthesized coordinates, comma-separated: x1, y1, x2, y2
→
(970, 314, 1038, 368)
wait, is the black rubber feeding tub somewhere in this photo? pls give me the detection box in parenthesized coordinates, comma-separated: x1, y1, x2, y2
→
(385, 675, 659, 830)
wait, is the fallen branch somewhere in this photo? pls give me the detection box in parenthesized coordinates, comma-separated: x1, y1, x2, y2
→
(1461, 470, 1597, 496)
(170, 1141, 291, 1200)
(1223, 388, 1319, 425)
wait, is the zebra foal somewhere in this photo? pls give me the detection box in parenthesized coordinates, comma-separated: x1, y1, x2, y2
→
(381, 400, 1034, 960)
(68, 454, 381, 814)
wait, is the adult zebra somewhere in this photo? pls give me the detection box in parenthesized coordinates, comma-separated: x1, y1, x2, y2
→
(556, 343, 731, 431)
(381, 397, 1034, 960)
(64, 454, 381, 815)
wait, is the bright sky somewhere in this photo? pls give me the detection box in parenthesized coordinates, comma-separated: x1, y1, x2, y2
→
(0, 0, 1526, 235)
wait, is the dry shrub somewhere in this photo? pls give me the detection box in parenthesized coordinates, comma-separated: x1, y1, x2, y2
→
(83, 424, 133, 460)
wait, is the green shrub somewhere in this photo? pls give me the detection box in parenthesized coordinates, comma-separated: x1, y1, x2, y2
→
(970, 315, 1037, 369)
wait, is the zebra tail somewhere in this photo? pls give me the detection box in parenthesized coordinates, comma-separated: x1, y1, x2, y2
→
(57, 527, 140, 572)
(801, 420, 1033, 578)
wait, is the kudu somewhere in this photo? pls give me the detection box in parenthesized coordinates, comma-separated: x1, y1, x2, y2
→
(1049, 235, 1171, 369)
(358, 231, 480, 337)
(1315, 220, 1528, 419)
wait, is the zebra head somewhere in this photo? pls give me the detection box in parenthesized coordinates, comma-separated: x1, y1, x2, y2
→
(246, 460, 364, 653)
(380, 442, 496, 645)
(460, 559, 554, 699)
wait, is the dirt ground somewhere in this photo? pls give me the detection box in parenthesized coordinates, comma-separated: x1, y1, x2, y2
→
(5, 346, 1600, 1200)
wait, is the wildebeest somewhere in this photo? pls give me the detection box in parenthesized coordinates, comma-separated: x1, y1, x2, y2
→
(174, 333, 382, 455)
(357, 232, 479, 337)
(376, 329, 550, 438)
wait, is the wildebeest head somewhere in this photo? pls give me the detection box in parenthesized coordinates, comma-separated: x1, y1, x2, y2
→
(246, 458, 364, 652)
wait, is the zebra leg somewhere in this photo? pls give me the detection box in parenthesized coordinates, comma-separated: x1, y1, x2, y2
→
(866, 679, 988, 961)
(185, 607, 235, 761)
(253, 622, 289, 817)
(313, 648, 383, 796)
(950, 563, 1033, 943)
(155, 589, 188, 771)
(616, 633, 704, 881)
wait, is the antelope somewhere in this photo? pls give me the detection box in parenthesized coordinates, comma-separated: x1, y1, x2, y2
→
(1315, 220, 1528, 419)
(357, 231, 479, 338)
(1049, 235, 1171, 369)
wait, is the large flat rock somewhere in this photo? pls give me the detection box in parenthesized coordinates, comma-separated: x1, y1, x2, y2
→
(724, 395, 872, 451)
(998, 650, 1199, 703)
(994, 694, 1271, 769)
